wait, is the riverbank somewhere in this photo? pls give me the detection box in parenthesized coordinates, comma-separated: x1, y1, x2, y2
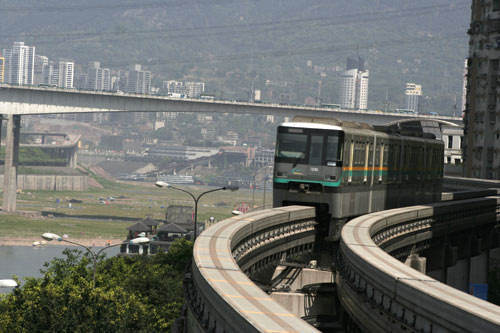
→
(0, 237, 125, 247)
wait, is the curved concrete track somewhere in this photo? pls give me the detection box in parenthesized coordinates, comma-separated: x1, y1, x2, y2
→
(338, 198, 500, 332)
(186, 206, 319, 332)
(186, 196, 500, 332)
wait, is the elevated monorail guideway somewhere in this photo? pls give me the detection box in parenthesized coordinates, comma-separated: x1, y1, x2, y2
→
(185, 206, 318, 332)
(338, 197, 500, 332)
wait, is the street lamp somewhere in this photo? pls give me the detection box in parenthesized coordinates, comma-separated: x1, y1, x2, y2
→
(155, 181, 239, 242)
(0, 279, 18, 288)
(41, 233, 150, 288)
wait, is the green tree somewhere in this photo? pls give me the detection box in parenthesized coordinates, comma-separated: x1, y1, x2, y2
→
(0, 238, 193, 332)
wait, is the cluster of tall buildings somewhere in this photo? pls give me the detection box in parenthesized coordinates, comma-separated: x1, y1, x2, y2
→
(1, 41, 36, 86)
(0, 42, 74, 88)
(0, 41, 210, 101)
(0, 41, 152, 95)
(338, 56, 421, 113)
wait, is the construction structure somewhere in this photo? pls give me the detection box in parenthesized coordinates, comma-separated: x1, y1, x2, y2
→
(464, 1, 500, 179)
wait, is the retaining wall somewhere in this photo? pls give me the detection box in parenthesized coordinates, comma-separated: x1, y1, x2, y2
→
(0, 174, 88, 191)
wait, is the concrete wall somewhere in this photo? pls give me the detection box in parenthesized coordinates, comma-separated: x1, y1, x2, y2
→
(0, 174, 88, 191)
(271, 267, 334, 291)
(271, 292, 336, 318)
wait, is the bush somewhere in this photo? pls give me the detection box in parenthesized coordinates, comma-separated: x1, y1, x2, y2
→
(0, 238, 193, 332)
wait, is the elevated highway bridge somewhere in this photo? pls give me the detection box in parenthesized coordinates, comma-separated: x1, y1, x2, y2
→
(181, 178, 500, 332)
(0, 85, 462, 212)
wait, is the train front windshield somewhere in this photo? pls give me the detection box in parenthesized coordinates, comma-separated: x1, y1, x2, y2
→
(275, 126, 343, 166)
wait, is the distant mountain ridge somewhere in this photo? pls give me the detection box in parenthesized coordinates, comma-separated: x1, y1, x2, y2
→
(0, 0, 470, 113)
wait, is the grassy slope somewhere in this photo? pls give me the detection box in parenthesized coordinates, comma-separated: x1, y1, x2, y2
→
(0, 169, 269, 239)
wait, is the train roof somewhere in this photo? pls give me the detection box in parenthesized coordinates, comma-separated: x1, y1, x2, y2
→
(286, 116, 439, 140)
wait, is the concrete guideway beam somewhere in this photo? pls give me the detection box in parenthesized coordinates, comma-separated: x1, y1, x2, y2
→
(338, 196, 500, 332)
(185, 206, 320, 332)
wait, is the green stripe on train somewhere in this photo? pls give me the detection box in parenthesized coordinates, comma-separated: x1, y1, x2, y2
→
(273, 177, 342, 187)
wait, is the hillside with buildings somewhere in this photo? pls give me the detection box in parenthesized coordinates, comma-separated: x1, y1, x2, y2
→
(0, 0, 470, 114)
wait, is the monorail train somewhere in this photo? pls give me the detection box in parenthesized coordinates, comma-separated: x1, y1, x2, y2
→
(273, 116, 444, 241)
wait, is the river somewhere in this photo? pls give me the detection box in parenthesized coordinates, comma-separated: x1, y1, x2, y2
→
(0, 245, 120, 293)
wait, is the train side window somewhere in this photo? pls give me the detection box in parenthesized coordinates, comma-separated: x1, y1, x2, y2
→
(309, 135, 323, 165)
(326, 135, 342, 166)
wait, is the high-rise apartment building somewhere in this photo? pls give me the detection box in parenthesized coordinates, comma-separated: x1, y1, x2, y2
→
(163, 80, 205, 97)
(126, 64, 151, 94)
(339, 56, 369, 109)
(57, 61, 74, 88)
(405, 83, 422, 113)
(74, 72, 87, 90)
(33, 55, 49, 85)
(2, 49, 12, 84)
(0, 55, 4, 83)
(464, 1, 500, 179)
(185, 81, 205, 97)
(10, 42, 35, 85)
(87, 62, 111, 91)
(163, 80, 185, 95)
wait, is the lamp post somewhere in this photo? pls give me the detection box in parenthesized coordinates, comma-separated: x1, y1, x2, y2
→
(155, 181, 239, 242)
(41, 233, 149, 288)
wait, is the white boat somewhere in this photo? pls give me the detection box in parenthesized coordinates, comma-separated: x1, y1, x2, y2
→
(158, 174, 194, 184)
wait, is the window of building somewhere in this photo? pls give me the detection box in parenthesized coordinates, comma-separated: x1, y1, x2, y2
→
(448, 136, 453, 149)
(494, 0, 500, 12)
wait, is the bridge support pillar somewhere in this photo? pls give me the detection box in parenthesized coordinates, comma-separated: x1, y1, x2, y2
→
(446, 258, 470, 292)
(3, 115, 20, 212)
(490, 247, 500, 269)
(404, 253, 426, 274)
(68, 147, 78, 169)
(469, 250, 489, 286)
(425, 244, 457, 283)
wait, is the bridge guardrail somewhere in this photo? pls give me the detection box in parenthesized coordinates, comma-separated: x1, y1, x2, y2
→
(186, 206, 319, 332)
(338, 197, 500, 332)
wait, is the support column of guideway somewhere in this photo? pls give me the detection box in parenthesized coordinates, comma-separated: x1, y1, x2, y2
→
(68, 146, 77, 169)
(422, 231, 498, 294)
(424, 243, 457, 283)
(447, 258, 470, 292)
(3, 115, 20, 212)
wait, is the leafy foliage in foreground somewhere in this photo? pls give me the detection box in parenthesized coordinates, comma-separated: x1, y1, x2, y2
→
(0, 238, 192, 332)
